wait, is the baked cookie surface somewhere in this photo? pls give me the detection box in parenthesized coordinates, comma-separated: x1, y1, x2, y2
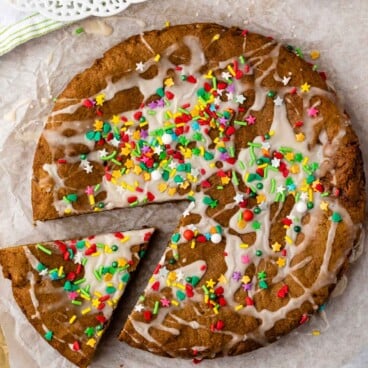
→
(31, 23, 365, 359)
(0, 229, 153, 367)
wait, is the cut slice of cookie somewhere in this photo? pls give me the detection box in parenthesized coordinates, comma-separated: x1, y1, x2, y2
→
(0, 229, 154, 368)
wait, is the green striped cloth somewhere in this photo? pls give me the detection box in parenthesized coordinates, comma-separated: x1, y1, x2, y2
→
(0, 11, 68, 56)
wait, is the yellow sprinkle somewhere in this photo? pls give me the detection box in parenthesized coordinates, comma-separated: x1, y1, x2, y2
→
(168, 271, 177, 281)
(295, 132, 305, 142)
(158, 183, 168, 192)
(91, 251, 101, 257)
(204, 70, 213, 79)
(94, 291, 102, 298)
(269, 130, 275, 136)
(290, 164, 300, 174)
(64, 207, 72, 214)
(302, 157, 309, 165)
(204, 295, 209, 303)
(82, 307, 91, 315)
(154, 54, 161, 62)
(120, 235, 130, 243)
(95, 94, 105, 106)
(312, 329, 321, 336)
(69, 315, 77, 324)
(164, 77, 174, 87)
(191, 240, 196, 249)
(175, 283, 185, 291)
(111, 115, 120, 124)
(300, 82, 311, 93)
(310, 50, 320, 60)
(107, 300, 113, 307)
(209, 162, 216, 168)
(213, 307, 219, 315)
(212, 34, 220, 41)
(308, 188, 313, 201)
(88, 194, 95, 205)
(241, 275, 251, 284)
(96, 330, 103, 337)
(104, 273, 113, 282)
(171, 300, 179, 306)
(272, 242, 282, 252)
(240, 243, 249, 249)
(91, 298, 99, 308)
(235, 304, 244, 311)
(165, 20, 170, 27)
(227, 64, 236, 76)
(276, 257, 286, 268)
(218, 274, 227, 284)
(58, 266, 64, 277)
(87, 338, 96, 348)
(237, 219, 246, 229)
(167, 187, 177, 196)
(80, 293, 91, 301)
(285, 235, 293, 244)
(320, 201, 329, 211)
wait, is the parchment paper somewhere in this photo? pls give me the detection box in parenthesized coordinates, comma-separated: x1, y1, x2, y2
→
(0, 1, 367, 367)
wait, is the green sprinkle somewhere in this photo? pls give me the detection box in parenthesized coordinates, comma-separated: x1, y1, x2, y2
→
(176, 290, 186, 301)
(252, 221, 261, 230)
(232, 171, 239, 186)
(202, 285, 209, 294)
(65, 193, 78, 203)
(256, 250, 263, 256)
(234, 120, 247, 126)
(121, 272, 130, 283)
(72, 300, 82, 306)
(191, 276, 200, 286)
(171, 233, 181, 243)
(93, 270, 102, 281)
(331, 212, 342, 223)
(36, 244, 52, 255)
(101, 151, 117, 161)
(259, 280, 268, 289)
(111, 158, 121, 166)
(239, 56, 245, 64)
(153, 301, 160, 315)
(106, 286, 116, 294)
(248, 142, 262, 148)
(74, 277, 86, 285)
(44, 331, 53, 341)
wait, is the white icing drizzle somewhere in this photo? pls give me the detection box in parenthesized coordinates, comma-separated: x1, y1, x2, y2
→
(36, 30, 362, 357)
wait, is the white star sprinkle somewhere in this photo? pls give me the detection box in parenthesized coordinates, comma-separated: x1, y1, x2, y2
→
(183, 201, 195, 217)
(82, 162, 93, 174)
(226, 92, 234, 101)
(214, 96, 222, 105)
(73, 251, 84, 264)
(271, 158, 281, 168)
(300, 192, 309, 201)
(282, 76, 291, 86)
(39, 268, 49, 276)
(235, 94, 246, 104)
(98, 149, 108, 158)
(110, 137, 120, 147)
(158, 267, 169, 279)
(261, 141, 271, 149)
(216, 89, 224, 96)
(168, 161, 177, 169)
(135, 61, 144, 72)
(221, 71, 232, 80)
(176, 270, 185, 282)
(276, 185, 286, 194)
(274, 96, 284, 106)
(134, 304, 145, 312)
(233, 193, 244, 204)
(154, 146, 163, 155)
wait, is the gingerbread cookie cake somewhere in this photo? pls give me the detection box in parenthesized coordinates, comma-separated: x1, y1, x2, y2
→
(31, 23, 365, 360)
(0, 229, 153, 367)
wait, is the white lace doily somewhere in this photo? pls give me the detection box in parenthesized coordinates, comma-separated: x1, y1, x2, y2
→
(8, 0, 149, 21)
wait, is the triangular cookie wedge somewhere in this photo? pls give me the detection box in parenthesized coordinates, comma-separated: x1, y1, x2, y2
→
(0, 229, 154, 367)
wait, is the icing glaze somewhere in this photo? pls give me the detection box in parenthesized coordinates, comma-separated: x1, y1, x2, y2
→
(33, 27, 363, 359)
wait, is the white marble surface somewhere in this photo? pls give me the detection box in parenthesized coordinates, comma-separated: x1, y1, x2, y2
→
(0, 0, 367, 367)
